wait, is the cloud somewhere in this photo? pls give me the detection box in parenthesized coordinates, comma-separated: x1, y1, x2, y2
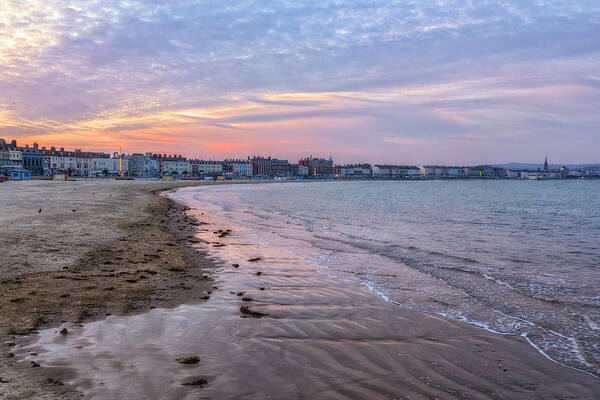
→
(1, 1, 599, 163)
(383, 137, 433, 147)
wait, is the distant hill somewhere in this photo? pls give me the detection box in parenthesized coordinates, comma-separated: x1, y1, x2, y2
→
(495, 163, 600, 170)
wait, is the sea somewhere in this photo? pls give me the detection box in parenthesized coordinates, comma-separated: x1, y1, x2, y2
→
(177, 180, 600, 376)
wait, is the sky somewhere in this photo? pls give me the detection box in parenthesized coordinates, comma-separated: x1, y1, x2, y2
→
(1, 0, 599, 164)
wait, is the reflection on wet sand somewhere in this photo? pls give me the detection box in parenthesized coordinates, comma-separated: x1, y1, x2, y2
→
(14, 190, 599, 399)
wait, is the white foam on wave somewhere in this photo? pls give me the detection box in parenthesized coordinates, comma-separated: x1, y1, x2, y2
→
(546, 328, 591, 367)
(291, 236, 596, 377)
(360, 280, 511, 334)
(451, 315, 509, 335)
(492, 309, 535, 327)
(359, 278, 599, 378)
(482, 273, 513, 289)
(520, 333, 597, 377)
(303, 242, 573, 370)
(584, 315, 600, 331)
(362, 281, 391, 303)
(177, 184, 600, 378)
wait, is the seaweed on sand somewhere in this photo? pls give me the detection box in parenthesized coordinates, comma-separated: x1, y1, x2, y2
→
(239, 306, 269, 318)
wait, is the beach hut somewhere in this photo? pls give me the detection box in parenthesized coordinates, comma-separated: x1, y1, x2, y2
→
(11, 168, 31, 181)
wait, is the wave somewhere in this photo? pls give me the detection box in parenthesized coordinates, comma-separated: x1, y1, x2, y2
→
(179, 182, 600, 377)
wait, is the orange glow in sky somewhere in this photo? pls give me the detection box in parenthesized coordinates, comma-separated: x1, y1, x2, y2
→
(1, 1, 599, 163)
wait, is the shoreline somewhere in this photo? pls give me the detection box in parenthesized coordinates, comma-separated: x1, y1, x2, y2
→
(173, 185, 600, 397)
(2, 181, 598, 399)
(363, 282, 599, 379)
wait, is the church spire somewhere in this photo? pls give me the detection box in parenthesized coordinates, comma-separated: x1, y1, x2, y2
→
(544, 156, 548, 172)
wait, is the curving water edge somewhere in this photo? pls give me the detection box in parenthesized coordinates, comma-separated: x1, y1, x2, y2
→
(12, 182, 599, 400)
(173, 181, 600, 377)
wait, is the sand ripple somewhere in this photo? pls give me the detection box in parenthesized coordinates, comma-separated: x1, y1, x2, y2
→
(13, 196, 599, 399)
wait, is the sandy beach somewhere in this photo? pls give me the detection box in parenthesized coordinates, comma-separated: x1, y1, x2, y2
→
(2, 181, 598, 399)
(0, 180, 223, 399)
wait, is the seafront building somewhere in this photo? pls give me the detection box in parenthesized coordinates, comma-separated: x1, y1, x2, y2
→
(298, 165, 309, 176)
(222, 159, 253, 178)
(1, 138, 599, 180)
(128, 153, 159, 177)
(298, 156, 334, 178)
(421, 165, 471, 178)
(0, 140, 24, 172)
(336, 164, 373, 178)
(467, 165, 509, 179)
(152, 154, 191, 176)
(91, 153, 129, 177)
(248, 156, 298, 178)
(44, 148, 86, 176)
(43, 147, 112, 176)
(373, 165, 421, 179)
(190, 160, 223, 177)
(508, 158, 572, 180)
(0, 139, 18, 174)
(0, 149, 10, 174)
(20, 144, 44, 176)
(9, 146, 22, 167)
(420, 165, 508, 179)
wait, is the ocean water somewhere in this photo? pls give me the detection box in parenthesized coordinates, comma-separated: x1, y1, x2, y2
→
(180, 180, 600, 375)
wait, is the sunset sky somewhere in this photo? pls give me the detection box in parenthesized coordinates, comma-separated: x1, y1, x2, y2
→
(1, 1, 599, 164)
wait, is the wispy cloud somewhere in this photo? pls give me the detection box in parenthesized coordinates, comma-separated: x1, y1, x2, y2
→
(1, 1, 599, 163)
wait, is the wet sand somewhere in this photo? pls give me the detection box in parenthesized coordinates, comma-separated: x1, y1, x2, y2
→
(7, 185, 598, 399)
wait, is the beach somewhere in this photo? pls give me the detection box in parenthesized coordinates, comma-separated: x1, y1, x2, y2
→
(2, 181, 598, 399)
(0, 180, 222, 399)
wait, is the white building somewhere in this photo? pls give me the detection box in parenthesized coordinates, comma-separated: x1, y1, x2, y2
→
(44, 148, 97, 176)
(447, 167, 467, 178)
(421, 166, 445, 178)
(338, 164, 372, 178)
(9, 148, 22, 166)
(157, 156, 191, 176)
(191, 160, 223, 176)
(221, 159, 252, 177)
(92, 153, 129, 176)
(146, 158, 158, 176)
(298, 165, 309, 176)
(232, 161, 252, 177)
(372, 165, 421, 179)
(0, 139, 14, 173)
(0, 139, 22, 170)
(407, 168, 421, 177)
